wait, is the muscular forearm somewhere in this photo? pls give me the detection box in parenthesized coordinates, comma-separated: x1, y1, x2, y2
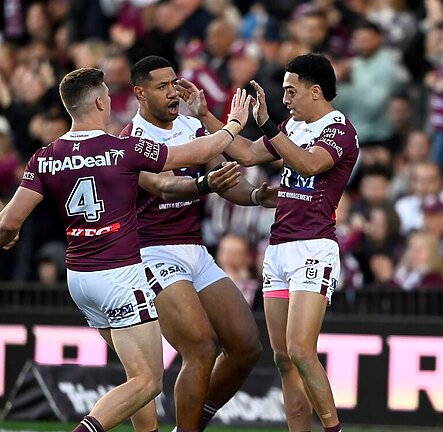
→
(218, 176, 256, 206)
(158, 178, 199, 202)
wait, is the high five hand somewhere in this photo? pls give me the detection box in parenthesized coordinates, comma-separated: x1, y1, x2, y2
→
(250, 80, 270, 127)
(228, 88, 252, 127)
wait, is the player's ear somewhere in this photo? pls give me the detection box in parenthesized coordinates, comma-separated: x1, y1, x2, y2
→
(312, 84, 322, 101)
(95, 96, 104, 111)
(134, 86, 146, 101)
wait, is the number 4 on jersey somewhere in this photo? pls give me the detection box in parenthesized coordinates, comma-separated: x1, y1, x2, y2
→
(66, 176, 104, 222)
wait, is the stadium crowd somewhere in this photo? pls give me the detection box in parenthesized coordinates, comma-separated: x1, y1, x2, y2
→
(1, 0, 443, 308)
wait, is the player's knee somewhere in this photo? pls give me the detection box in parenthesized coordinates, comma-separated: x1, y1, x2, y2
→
(287, 344, 315, 375)
(129, 373, 163, 406)
(229, 334, 262, 368)
(182, 336, 217, 365)
(273, 350, 293, 375)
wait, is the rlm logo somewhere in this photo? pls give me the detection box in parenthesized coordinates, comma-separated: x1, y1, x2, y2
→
(281, 166, 315, 190)
(37, 149, 125, 175)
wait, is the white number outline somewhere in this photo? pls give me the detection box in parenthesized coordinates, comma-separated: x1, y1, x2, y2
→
(65, 176, 105, 222)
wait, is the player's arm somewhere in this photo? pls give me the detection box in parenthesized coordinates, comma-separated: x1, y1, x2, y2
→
(0, 187, 43, 249)
(138, 161, 241, 201)
(205, 158, 277, 207)
(250, 80, 334, 177)
(162, 89, 251, 171)
(175, 78, 277, 167)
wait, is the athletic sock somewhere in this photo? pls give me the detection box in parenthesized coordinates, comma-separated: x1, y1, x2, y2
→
(324, 424, 342, 432)
(72, 415, 104, 432)
(198, 400, 221, 431)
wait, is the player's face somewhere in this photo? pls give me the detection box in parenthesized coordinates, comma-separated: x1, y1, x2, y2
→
(137, 67, 179, 127)
(282, 72, 317, 123)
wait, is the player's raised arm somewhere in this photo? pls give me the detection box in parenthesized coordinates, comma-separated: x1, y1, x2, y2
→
(175, 78, 276, 167)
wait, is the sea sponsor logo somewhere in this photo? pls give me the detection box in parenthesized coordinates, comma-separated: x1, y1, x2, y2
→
(66, 222, 121, 237)
(37, 150, 124, 175)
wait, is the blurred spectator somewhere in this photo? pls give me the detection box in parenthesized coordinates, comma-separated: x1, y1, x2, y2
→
(336, 192, 364, 290)
(178, 40, 228, 118)
(334, 21, 407, 146)
(395, 160, 443, 236)
(216, 233, 259, 308)
(367, 0, 417, 51)
(0, 116, 22, 200)
(36, 241, 67, 284)
(349, 165, 401, 284)
(100, 50, 138, 134)
(69, 38, 110, 69)
(287, 6, 331, 55)
(390, 131, 432, 199)
(385, 90, 414, 154)
(392, 230, 443, 290)
(422, 193, 443, 242)
(204, 17, 238, 87)
(423, 21, 443, 167)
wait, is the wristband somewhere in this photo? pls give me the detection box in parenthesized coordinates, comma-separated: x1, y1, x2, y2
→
(195, 175, 212, 195)
(229, 118, 242, 126)
(260, 118, 280, 140)
(222, 120, 242, 139)
(250, 188, 260, 206)
(221, 127, 235, 140)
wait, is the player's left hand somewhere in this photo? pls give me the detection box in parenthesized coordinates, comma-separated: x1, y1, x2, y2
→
(208, 161, 241, 193)
(175, 79, 209, 118)
(256, 182, 278, 208)
(250, 80, 270, 127)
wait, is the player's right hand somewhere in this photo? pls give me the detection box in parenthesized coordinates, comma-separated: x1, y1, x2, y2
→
(207, 161, 241, 193)
(2, 232, 19, 250)
(228, 88, 252, 128)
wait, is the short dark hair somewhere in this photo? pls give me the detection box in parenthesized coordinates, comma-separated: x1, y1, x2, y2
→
(285, 53, 337, 101)
(59, 68, 104, 115)
(131, 56, 172, 86)
(354, 20, 383, 35)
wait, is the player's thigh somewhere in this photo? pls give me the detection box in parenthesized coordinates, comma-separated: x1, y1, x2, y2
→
(263, 297, 289, 355)
(287, 291, 327, 351)
(111, 320, 163, 379)
(199, 277, 260, 350)
(154, 280, 216, 353)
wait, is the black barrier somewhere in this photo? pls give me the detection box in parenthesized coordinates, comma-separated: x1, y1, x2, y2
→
(2, 363, 287, 427)
(0, 308, 443, 427)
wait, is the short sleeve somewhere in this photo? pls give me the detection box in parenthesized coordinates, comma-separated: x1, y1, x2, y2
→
(315, 122, 358, 165)
(20, 152, 45, 196)
(127, 136, 169, 173)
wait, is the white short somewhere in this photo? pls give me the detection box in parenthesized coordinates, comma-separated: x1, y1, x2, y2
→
(262, 239, 340, 303)
(140, 244, 227, 293)
(67, 263, 158, 329)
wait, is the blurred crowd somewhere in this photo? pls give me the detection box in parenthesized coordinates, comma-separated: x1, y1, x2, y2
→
(1, 0, 443, 309)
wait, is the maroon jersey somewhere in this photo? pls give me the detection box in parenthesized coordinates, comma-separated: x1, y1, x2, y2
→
(263, 111, 359, 245)
(121, 113, 206, 247)
(20, 130, 168, 271)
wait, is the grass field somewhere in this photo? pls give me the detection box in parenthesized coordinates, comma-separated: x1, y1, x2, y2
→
(0, 422, 441, 432)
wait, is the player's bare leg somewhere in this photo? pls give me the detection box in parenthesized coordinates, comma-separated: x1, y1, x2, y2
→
(264, 297, 312, 431)
(197, 277, 262, 429)
(155, 280, 218, 431)
(98, 328, 159, 432)
(287, 291, 340, 430)
(74, 322, 163, 431)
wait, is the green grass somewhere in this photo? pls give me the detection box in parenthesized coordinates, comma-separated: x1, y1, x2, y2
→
(0, 422, 441, 432)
